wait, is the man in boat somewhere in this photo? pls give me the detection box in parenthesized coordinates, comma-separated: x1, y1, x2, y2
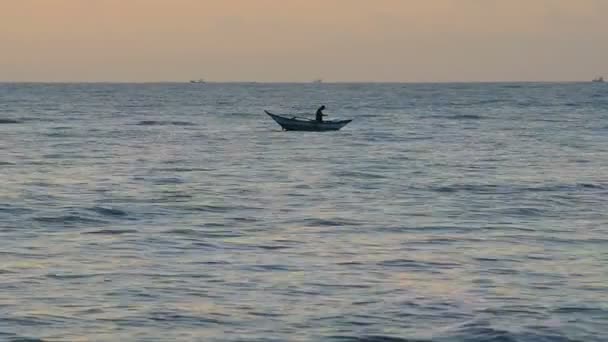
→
(315, 105, 327, 122)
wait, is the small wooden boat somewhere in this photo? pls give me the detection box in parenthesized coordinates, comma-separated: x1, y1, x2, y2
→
(265, 111, 352, 131)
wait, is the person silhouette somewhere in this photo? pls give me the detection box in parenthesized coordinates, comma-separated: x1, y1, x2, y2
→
(315, 105, 327, 122)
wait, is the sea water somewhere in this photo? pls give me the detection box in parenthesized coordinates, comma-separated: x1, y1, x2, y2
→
(1, 82, 607, 341)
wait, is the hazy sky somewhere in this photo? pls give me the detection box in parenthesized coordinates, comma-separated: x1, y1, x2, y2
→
(1, 0, 607, 82)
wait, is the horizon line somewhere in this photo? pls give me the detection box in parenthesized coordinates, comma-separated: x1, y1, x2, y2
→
(0, 80, 601, 84)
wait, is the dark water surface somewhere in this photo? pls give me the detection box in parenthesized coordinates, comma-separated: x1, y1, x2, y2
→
(1, 83, 607, 341)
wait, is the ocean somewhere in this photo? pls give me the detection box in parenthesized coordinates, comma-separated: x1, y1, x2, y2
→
(1, 82, 607, 341)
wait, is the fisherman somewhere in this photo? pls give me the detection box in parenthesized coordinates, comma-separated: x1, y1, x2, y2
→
(315, 105, 327, 122)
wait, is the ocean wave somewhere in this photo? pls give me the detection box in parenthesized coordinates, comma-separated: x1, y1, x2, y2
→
(162, 228, 200, 236)
(380, 225, 476, 233)
(496, 207, 545, 217)
(87, 206, 128, 217)
(254, 244, 291, 250)
(0, 118, 22, 124)
(154, 167, 213, 172)
(47, 273, 108, 279)
(429, 114, 484, 120)
(553, 306, 607, 314)
(334, 170, 388, 179)
(136, 120, 194, 126)
(379, 258, 460, 270)
(83, 229, 138, 235)
(44, 132, 74, 138)
(33, 208, 130, 228)
(34, 214, 108, 226)
(160, 229, 229, 245)
(0, 204, 33, 214)
(294, 218, 362, 227)
(179, 204, 261, 213)
(432, 184, 501, 193)
(153, 177, 185, 185)
(329, 335, 425, 342)
(429, 182, 607, 194)
(0, 332, 44, 342)
(144, 311, 224, 325)
(436, 326, 583, 342)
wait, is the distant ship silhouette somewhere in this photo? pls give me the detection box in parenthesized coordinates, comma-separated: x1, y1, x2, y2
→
(190, 79, 206, 84)
(592, 76, 604, 83)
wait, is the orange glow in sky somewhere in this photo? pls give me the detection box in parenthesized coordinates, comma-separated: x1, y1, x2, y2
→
(1, 0, 606, 82)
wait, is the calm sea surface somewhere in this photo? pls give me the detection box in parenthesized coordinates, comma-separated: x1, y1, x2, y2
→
(1, 83, 607, 341)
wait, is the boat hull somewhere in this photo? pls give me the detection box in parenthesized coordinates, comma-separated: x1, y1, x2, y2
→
(265, 111, 351, 131)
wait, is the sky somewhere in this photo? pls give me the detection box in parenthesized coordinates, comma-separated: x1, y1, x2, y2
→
(1, 0, 607, 82)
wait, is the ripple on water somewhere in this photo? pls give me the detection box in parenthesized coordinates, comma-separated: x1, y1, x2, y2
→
(379, 258, 461, 271)
(0, 333, 45, 342)
(496, 207, 546, 217)
(291, 218, 362, 227)
(2, 83, 607, 341)
(328, 335, 427, 342)
(0, 118, 22, 124)
(87, 206, 128, 217)
(153, 177, 185, 185)
(255, 244, 291, 251)
(379, 225, 476, 233)
(430, 182, 608, 195)
(136, 120, 194, 126)
(33, 214, 108, 226)
(82, 228, 138, 235)
(181, 204, 261, 213)
(0, 204, 33, 215)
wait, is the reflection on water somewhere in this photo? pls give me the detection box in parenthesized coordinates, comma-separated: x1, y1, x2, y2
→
(1, 83, 607, 341)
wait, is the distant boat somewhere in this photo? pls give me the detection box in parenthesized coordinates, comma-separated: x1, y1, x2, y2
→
(265, 111, 351, 131)
(592, 76, 604, 83)
(312, 79, 323, 84)
(190, 79, 206, 84)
